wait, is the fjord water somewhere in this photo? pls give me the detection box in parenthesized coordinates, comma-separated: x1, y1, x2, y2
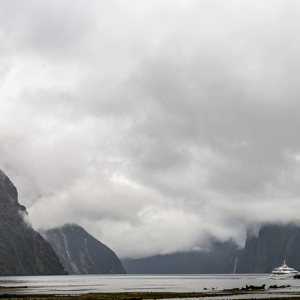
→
(1, 274, 300, 295)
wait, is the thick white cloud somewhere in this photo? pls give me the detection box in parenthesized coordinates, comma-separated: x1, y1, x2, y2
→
(1, 0, 300, 258)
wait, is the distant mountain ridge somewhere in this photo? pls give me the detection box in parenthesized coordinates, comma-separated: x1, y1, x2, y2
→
(0, 169, 66, 275)
(122, 239, 243, 274)
(42, 224, 126, 274)
(2, 167, 300, 275)
(123, 223, 300, 274)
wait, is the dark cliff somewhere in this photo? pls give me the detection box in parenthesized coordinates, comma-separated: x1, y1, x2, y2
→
(0, 169, 67, 275)
(238, 223, 300, 273)
(43, 224, 126, 274)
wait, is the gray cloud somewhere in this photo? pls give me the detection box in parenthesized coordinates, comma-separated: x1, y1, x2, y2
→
(1, 0, 300, 258)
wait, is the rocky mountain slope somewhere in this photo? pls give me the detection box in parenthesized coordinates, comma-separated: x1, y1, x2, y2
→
(43, 224, 126, 274)
(3, 167, 300, 275)
(237, 223, 300, 273)
(0, 169, 67, 275)
(124, 224, 300, 274)
(122, 239, 243, 274)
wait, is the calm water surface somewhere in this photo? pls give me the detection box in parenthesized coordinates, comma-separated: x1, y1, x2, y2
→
(0, 274, 300, 296)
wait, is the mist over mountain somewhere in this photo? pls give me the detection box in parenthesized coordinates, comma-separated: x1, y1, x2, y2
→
(237, 223, 300, 273)
(2, 1, 300, 260)
(122, 239, 242, 274)
(123, 223, 300, 274)
(42, 224, 126, 274)
(2, 163, 300, 276)
(0, 169, 66, 275)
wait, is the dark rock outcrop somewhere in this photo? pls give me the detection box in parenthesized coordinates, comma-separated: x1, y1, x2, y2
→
(238, 223, 300, 273)
(43, 224, 126, 274)
(0, 169, 67, 275)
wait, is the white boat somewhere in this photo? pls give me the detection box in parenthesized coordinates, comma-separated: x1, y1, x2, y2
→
(270, 261, 299, 279)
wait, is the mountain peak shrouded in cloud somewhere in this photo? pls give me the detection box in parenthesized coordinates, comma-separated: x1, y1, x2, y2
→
(1, 0, 300, 259)
(0, 168, 67, 275)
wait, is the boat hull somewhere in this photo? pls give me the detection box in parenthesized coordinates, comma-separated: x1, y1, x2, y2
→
(270, 273, 298, 279)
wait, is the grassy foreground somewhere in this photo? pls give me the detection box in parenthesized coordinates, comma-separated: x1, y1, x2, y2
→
(0, 290, 300, 300)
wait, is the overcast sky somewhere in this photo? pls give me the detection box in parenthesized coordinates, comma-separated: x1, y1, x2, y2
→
(1, 0, 300, 258)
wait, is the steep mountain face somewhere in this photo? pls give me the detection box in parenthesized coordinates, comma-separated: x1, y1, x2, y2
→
(0, 169, 67, 275)
(43, 224, 126, 274)
(238, 223, 300, 273)
(122, 240, 243, 274)
(4, 164, 299, 275)
(123, 224, 300, 274)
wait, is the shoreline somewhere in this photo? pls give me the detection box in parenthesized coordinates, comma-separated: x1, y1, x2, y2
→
(1, 290, 300, 300)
